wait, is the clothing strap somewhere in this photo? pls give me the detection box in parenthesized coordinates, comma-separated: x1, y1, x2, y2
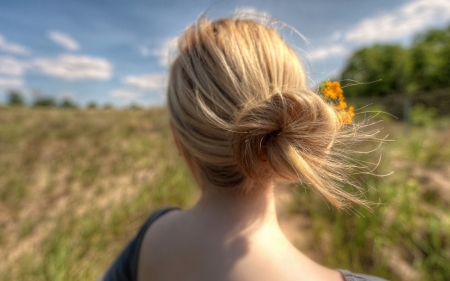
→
(337, 269, 389, 281)
(103, 207, 180, 281)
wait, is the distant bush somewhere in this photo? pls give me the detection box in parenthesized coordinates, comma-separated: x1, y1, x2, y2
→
(87, 102, 98, 109)
(59, 98, 78, 109)
(33, 97, 56, 107)
(103, 103, 114, 110)
(8, 91, 25, 106)
(128, 103, 143, 110)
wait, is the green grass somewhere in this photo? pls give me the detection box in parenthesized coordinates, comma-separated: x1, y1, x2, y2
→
(0, 107, 197, 280)
(0, 107, 449, 280)
(291, 118, 450, 281)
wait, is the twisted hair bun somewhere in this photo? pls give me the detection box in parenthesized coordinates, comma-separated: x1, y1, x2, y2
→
(230, 89, 348, 206)
(167, 17, 373, 208)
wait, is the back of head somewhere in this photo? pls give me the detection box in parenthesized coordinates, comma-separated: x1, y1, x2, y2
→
(168, 17, 364, 208)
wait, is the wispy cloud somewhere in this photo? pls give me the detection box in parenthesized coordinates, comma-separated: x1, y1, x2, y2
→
(33, 54, 112, 80)
(233, 6, 271, 23)
(310, 0, 450, 64)
(110, 89, 143, 99)
(0, 35, 30, 55)
(345, 0, 450, 43)
(48, 31, 80, 51)
(0, 76, 23, 88)
(122, 73, 166, 90)
(139, 46, 151, 57)
(330, 31, 342, 42)
(0, 57, 27, 76)
(234, 6, 269, 16)
(150, 37, 178, 67)
(109, 89, 165, 107)
(58, 91, 76, 100)
(309, 44, 347, 60)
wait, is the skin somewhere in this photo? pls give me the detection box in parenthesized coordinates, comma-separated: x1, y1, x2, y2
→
(137, 184, 345, 281)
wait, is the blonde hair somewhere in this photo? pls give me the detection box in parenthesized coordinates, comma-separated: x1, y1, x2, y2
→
(167, 17, 371, 208)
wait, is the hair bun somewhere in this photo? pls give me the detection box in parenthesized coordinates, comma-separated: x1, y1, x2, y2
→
(229, 88, 339, 188)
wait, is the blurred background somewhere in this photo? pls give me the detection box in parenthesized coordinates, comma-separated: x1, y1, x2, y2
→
(0, 0, 449, 280)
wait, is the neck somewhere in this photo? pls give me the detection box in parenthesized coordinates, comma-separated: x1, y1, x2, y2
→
(188, 182, 282, 238)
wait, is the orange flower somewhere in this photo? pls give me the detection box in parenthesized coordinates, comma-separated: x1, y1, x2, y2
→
(347, 106, 355, 118)
(338, 110, 353, 125)
(321, 81, 354, 125)
(322, 81, 343, 100)
(335, 101, 348, 110)
(344, 106, 355, 124)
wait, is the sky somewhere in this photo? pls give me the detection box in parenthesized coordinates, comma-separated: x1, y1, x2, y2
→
(0, 0, 450, 107)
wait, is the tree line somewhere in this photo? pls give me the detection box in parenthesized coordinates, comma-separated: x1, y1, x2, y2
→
(340, 25, 450, 98)
(6, 91, 86, 109)
(4, 91, 120, 109)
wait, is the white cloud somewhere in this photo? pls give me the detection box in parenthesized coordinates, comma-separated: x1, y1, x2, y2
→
(309, 44, 347, 60)
(233, 6, 270, 21)
(345, 0, 450, 43)
(234, 6, 268, 16)
(0, 35, 30, 55)
(150, 37, 178, 67)
(58, 91, 75, 100)
(330, 31, 342, 42)
(109, 89, 166, 107)
(139, 46, 150, 57)
(0, 57, 27, 76)
(327, 68, 342, 79)
(48, 31, 80, 51)
(110, 89, 143, 99)
(122, 73, 167, 90)
(0, 76, 23, 87)
(33, 54, 112, 80)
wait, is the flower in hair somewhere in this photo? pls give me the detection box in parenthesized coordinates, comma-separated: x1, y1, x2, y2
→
(320, 80, 354, 124)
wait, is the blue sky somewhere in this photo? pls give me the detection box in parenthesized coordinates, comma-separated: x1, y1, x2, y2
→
(1, 0, 449, 107)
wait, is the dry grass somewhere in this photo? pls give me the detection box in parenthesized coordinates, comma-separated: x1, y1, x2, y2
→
(290, 118, 450, 281)
(0, 107, 449, 280)
(0, 107, 197, 280)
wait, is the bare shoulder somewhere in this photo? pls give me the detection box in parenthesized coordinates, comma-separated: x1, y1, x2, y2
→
(137, 209, 185, 280)
(135, 208, 344, 281)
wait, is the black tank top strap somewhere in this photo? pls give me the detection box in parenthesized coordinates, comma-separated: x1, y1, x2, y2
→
(103, 207, 180, 281)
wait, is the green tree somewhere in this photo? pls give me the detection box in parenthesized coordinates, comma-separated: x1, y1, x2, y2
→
(33, 97, 56, 107)
(340, 44, 410, 97)
(103, 103, 114, 110)
(340, 25, 450, 98)
(59, 98, 78, 109)
(87, 102, 97, 109)
(7, 90, 24, 106)
(128, 103, 142, 110)
(410, 26, 450, 91)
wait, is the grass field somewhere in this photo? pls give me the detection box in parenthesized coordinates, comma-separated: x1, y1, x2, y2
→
(0, 107, 449, 280)
(291, 115, 450, 281)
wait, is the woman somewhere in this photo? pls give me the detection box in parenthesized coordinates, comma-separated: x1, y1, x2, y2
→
(101, 16, 387, 281)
